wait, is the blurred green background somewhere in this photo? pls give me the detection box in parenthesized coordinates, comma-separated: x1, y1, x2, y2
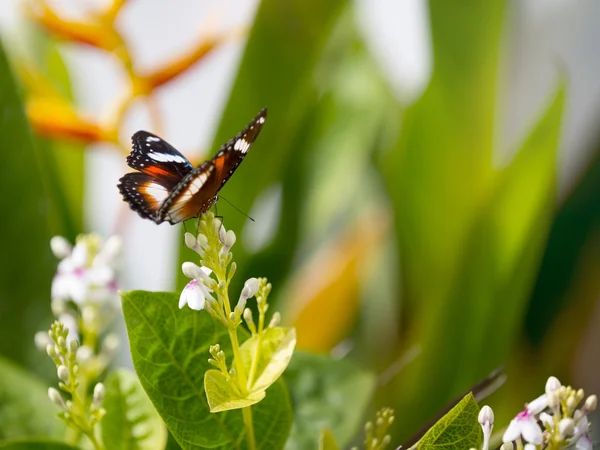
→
(1, 0, 599, 446)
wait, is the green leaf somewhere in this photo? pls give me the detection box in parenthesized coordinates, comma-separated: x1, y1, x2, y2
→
(205, 327, 296, 413)
(417, 393, 481, 450)
(0, 356, 64, 440)
(0, 440, 80, 450)
(318, 429, 339, 450)
(102, 369, 167, 450)
(204, 370, 265, 413)
(122, 291, 293, 449)
(0, 38, 55, 368)
(284, 352, 376, 449)
(239, 327, 296, 393)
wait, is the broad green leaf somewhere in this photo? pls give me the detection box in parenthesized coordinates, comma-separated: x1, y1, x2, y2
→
(122, 291, 292, 449)
(0, 38, 55, 368)
(0, 355, 64, 440)
(204, 370, 265, 413)
(417, 393, 481, 450)
(0, 440, 80, 450)
(102, 369, 167, 450)
(284, 352, 376, 449)
(318, 429, 339, 450)
(178, 0, 351, 298)
(239, 327, 296, 393)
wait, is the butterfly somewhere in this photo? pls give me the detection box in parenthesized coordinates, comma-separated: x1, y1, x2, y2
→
(118, 108, 266, 224)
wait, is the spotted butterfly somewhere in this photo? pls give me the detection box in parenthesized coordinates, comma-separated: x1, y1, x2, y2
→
(118, 108, 266, 224)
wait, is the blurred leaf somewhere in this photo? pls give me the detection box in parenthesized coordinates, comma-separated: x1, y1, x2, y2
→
(122, 291, 292, 449)
(0, 356, 64, 439)
(0, 441, 79, 450)
(318, 429, 339, 450)
(102, 369, 167, 450)
(417, 393, 481, 450)
(178, 0, 351, 296)
(0, 39, 56, 367)
(287, 213, 389, 352)
(238, 327, 296, 393)
(284, 352, 376, 449)
(204, 370, 266, 413)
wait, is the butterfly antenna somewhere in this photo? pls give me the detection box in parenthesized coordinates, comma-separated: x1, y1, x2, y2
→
(218, 196, 255, 222)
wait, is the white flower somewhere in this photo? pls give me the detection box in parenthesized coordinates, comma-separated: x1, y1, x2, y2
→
(235, 277, 258, 314)
(572, 415, 592, 450)
(503, 409, 543, 445)
(526, 393, 548, 415)
(50, 234, 120, 307)
(179, 279, 209, 310)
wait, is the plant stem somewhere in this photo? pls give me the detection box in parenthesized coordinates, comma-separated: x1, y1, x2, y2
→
(242, 407, 256, 450)
(228, 328, 248, 389)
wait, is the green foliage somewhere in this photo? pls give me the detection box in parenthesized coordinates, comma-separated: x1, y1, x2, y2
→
(417, 394, 481, 450)
(102, 369, 167, 450)
(380, 0, 566, 438)
(0, 39, 55, 368)
(284, 352, 376, 449)
(0, 357, 63, 440)
(177, 0, 350, 296)
(122, 291, 292, 449)
(0, 440, 80, 450)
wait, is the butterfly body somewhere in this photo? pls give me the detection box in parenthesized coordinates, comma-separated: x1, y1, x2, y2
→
(118, 108, 266, 224)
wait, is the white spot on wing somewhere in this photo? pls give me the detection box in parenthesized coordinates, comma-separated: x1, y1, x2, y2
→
(143, 182, 169, 203)
(233, 138, 250, 153)
(147, 136, 160, 142)
(148, 152, 187, 163)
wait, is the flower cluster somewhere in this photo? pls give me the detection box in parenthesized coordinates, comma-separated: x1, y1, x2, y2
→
(491, 376, 596, 450)
(44, 322, 105, 450)
(36, 234, 121, 412)
(180, 213, 296, 450)
(359, 407, 394, 450)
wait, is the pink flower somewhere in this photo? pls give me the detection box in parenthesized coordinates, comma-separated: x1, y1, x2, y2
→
(503, 409, 543, 445)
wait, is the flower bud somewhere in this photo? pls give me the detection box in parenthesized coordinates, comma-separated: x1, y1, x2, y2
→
(35, 332, 52, 351)
(500, 443, 514, 450)
(212, 218, 222, 233)
(269, 312, 281, 328)
(546, 376, 562, 393)
(57, 336, 67, 350)
(548, 391, 560, 411)
(524, 444, 536, 450)
(46, 344, 58, 359)
(93, 383, 105, 405)
(584, 394, 597, 413)
(48, 387, 66, 409)
(197, 234, 208, 248)
(68, 339, 79, 353)
(558, 418, 575, 439)
(50, 236, 72, 259)
(567, 396, 577, 414)
(479, 405, 494, 425)
(184, 232, 197, 250)
(57, 365, 70, 382)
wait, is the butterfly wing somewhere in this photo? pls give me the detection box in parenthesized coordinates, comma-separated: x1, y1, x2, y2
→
(118, 132, 193, 224)
(159, 108, 267, 224)
(128, 131, 194, 180)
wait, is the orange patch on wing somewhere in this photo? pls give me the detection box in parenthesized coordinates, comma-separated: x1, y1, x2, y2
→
(214, 154, 226, 174)
(143, 165, 173, 178)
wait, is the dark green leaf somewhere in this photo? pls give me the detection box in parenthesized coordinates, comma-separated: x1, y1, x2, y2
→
(0, 357, 64, 440)
(122, 291, 292, 449)
(0, 39, 55, 368)
(417, 393, 481, 450)
(284, 352, 376, 449)
(102, 369, 167, 450)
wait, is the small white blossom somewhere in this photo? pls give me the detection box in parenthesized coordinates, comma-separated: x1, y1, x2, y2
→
(478, 405, 494, 450)
(179, 279, 209, 310)
(503, 409, 543, 445)
(526, 393, 548, 415)
(546, 376, 562, 394)
(50, 234, 120, 307)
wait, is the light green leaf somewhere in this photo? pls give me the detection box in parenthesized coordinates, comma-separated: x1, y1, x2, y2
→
(206, 327, 295, 413)
(102, 369, 167, 450)
(122, 291, 293, 449)
(239, 327, 296, 393)
(0, 356, 64, 440)
(284, 352, 376, 449)
(318, 429, 339, 450)
(0, 440, 80, 450)
(417, 393, 481, 450)
(204, 370, 265, 413)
